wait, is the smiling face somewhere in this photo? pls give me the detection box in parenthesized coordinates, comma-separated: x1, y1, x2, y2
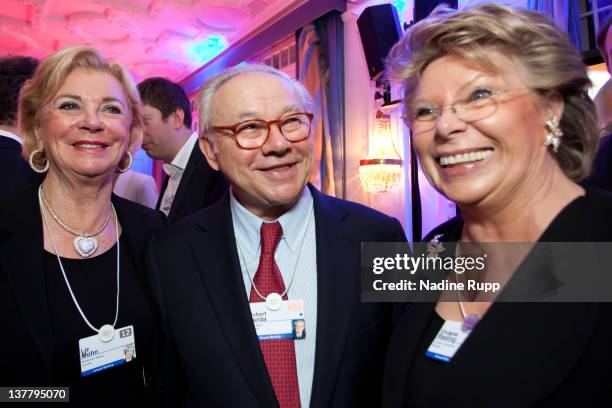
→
(411, 52, 562, 209)
(37, 68, 132, 181)
(201, 71, 313, 220)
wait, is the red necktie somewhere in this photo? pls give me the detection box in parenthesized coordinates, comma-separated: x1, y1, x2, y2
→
(249, 222, 301, 408)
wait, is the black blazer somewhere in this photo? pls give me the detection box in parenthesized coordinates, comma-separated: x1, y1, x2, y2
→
(147, 185, 406, 407)
(0, 136, 41, 203)
(0, 185, 166, 386)
(383, 187, 612, 408)
(157, 142, 227, 223)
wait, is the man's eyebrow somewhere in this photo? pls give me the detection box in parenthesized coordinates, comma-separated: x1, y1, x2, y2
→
(278, 104, 303, 115)
(236, 111, 259, 121)
(234, 105, 304, 121)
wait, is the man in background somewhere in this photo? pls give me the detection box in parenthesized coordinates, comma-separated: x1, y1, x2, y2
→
(0, 56, 40, 201)
(138, 77, 227, 222)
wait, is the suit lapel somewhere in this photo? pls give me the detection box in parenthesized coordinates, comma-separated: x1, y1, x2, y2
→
(308, 187, 359, 407)
(190, 197, 277, 407)
(155, 174, 169, 211)
(168, 144, 201, 222)
(0, 186, 54, 373)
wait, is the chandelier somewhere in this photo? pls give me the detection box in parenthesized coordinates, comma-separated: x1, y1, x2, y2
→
(359, 109, 403, 193)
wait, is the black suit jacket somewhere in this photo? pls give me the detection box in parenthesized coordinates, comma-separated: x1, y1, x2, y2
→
(0, 136, 41, 203)
(147, 185, 406, 407)
(383, 187, 612, 408)
(0, 185, 166, 386)
(157, 142, 227, 223)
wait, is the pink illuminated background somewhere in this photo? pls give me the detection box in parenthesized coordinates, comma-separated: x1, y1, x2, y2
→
(0, 0, 309, 82)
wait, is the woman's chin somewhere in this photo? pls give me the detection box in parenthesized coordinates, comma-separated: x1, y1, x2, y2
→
(439, 184, 493, 208)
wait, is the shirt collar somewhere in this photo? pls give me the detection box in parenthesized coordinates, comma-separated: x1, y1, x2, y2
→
(0, 129, 23, 145)
(230, 186, 313, 255)
(170, 132, 198, 170)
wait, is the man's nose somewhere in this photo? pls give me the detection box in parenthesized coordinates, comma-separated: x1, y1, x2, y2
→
(261, 123, 291, 155)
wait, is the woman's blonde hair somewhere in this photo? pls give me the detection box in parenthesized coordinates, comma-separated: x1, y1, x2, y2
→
(386, 3, 598, 181)
(19, 45, 143, 168)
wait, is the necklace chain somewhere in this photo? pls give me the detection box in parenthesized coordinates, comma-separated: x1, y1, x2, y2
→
(38, 185, 120, 335)
(237, 207, 313, 302)
(40, 186, 112, 238)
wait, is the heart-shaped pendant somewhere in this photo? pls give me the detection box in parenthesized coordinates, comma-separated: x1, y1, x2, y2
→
(74, 236, 98, 258)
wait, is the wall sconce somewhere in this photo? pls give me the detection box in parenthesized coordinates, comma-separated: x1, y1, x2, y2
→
(359, 108, 403, 193)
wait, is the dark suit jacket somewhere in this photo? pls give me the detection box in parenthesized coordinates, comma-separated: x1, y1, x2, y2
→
(157, 142, 227, 223)
(147, 185, 406, 407)
(0, 185, 166, 386)
(383, 187, 612, 408)
(0, 135, 41, 203)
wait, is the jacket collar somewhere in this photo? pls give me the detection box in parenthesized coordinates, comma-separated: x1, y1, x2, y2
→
(168, 142, 202, 221)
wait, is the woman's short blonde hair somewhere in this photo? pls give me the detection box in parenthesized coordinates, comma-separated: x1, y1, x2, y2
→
(386, 3, 598, 181)
(19, 45, 142, 168)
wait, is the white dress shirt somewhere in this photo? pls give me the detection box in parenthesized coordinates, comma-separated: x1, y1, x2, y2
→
(159, 132, 198, 216)
(0, 129, 23, 144)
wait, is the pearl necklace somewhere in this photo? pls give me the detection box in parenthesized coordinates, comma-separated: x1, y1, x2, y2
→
(39, 185, 112, 258)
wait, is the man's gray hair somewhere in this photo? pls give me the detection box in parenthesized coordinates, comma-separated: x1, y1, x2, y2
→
(196, 64, 315, 135)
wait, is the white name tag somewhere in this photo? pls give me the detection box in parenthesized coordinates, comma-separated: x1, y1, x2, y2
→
(250, 299, 306, 341)
(425, 320, 470, 362)
(79, 325, 136, 376)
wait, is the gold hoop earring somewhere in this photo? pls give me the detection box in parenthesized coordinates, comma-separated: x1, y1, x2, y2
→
(29, 148, 49, 173)
(117, 151, 133, 173)
(544, 116, 563, 153)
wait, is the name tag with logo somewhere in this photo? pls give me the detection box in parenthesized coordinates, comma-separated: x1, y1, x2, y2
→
(425, 320, 470, 362)
(79, 325, 136, 376)
(250, 299, 306, 340)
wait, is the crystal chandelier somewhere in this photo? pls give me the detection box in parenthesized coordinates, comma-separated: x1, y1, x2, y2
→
(359, 109, 403, 193)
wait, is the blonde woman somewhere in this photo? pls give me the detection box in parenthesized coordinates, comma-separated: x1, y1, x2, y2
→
(0, 46, 165, 405)
(384, 4, 612, 407)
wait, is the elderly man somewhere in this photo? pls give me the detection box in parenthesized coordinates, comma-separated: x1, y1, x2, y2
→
(147, 64, 405, 407)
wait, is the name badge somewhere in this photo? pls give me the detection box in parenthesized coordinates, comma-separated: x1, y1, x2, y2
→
(425, 320, 470, 362)
(250, 299, 306, 341)
(79, 325, 136, 376)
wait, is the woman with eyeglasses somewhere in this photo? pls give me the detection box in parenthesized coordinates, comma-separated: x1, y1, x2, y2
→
(383, 4, 612, 407)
